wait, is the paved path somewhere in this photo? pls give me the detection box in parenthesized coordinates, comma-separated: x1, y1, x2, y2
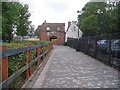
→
(32, 45, 118, 88)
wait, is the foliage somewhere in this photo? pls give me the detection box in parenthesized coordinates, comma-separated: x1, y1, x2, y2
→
(2, 40, 51, 88)
(16, 4, 31, 36)
(34, 25, 40, 37)
(0, 2, 2, 39)
(2, 40, 51, 74)
(63, 42, 68, 46)
(78, 1, 120, 37)
(2, 2, 31, 42)
(14, 40, 51, 45)
(27, 25, 35, 38)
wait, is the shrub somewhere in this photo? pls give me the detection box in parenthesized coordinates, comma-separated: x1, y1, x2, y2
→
(63, 42, 68, 46)
(2, 40, 51, 88)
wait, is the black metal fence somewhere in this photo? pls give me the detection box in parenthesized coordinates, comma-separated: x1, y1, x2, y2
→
(67, 32, 120, 69)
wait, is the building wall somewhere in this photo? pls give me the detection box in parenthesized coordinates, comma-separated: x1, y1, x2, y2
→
(40, 31, 65, 45)
(66, 21, 82, 42)
(39, 22, 65, 45)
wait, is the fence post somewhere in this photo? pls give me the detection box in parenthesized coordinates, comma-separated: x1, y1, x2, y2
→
(25, 44, 32, 79)
(42, 46, 45, 60)
(36, 43, 41, 65)
(85, 38, 89, 54)
(46, 45, 49, 55)
(76, 39, 80, 52)
(49, 44, 51, 52)
(51, 43, 53, 49)
(94, 38, 98, 59)
(108, 34, 112, 66)
(29, 44, 32, 75)
(2, 46, 8, 81)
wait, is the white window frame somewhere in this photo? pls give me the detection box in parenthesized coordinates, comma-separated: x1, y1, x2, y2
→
(46, 26, 50, 30)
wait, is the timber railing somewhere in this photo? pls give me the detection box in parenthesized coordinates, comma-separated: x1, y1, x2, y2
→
(0, 43, 53, 89)
(67, 32, 120, 69)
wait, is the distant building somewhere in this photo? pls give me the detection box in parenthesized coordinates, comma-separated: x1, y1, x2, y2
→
(66, 21, 82, 41)
(39, 21, 65, 45)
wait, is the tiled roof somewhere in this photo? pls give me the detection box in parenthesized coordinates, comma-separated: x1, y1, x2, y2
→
(40, 23, 65, 31)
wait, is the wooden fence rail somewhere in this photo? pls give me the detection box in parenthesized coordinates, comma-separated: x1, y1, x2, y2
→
(0, 43, 53, 89)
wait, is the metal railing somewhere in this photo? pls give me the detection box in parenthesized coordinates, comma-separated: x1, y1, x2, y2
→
(67, 32, 120, 69)
(0, 43, 53, 89)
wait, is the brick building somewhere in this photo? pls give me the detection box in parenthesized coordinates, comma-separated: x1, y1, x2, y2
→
(39, 21, 65, 45)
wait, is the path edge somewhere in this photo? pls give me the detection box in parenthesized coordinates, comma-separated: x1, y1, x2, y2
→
(21, 49, 54, 88)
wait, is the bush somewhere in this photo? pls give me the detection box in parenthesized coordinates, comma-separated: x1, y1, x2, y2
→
(63, 42, 68, 46)
(2, 40, 51, 88)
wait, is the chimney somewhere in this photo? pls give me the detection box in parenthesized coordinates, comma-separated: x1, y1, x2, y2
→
(44, 20, 46, 23)
(43, 20, 46, 25)
(68, 21, 71, 28)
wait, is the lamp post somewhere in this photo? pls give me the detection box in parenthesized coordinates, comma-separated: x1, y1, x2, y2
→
(75, 10, 82, 51)
(77, 10, 82, 40)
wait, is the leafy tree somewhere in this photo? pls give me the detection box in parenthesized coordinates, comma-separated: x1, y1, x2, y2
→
(117, 2, 120, 31)
(16, 4, 31, 36)
(34, 25, 40, 37)
(27, 25, 35, 38)
(0, 2, 2, 39)
(78, 1, 119, 37)
(2, 2, 31, 42)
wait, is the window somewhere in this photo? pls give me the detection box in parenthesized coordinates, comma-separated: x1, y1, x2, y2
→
(46, 26, 50, 30)
(47, 32, 50, 36)
(51, 31, 56, 34)
(57, 27, 60, 30)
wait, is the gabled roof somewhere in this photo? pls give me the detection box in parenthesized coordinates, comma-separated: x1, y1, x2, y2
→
(40, 23, 65, 31)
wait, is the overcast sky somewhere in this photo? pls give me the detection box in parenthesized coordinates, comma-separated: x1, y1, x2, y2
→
(19, 0, 90, 29)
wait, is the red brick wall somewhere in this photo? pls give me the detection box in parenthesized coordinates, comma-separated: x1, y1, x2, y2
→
(40, 31, 65, 45)
(40, 31, 47, 41)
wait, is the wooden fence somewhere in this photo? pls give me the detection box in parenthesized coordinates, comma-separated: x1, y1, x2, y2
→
(0, 43, 53, 89)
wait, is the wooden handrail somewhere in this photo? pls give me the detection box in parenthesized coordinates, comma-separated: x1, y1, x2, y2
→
(1, 43, 49, 58)
(1, 43, 53, 88)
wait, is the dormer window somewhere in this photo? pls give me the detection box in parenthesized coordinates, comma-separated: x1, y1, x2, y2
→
(46, 26, 50, 30)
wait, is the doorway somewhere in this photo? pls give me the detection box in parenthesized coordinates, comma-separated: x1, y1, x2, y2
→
(50, 36, 57, 45)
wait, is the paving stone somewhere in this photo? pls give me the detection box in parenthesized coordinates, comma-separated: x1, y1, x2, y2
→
(32, 45, 119, 88)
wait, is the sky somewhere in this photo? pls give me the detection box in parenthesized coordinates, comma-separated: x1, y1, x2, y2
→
(19, 0, 90, 29)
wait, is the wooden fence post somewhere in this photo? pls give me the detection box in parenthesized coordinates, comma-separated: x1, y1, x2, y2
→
(47, 44, 49, 54)
(2, 46, 8, 81)
(36, 43, 41, 65)
(42, 46, 45, 60)
(50, 44, 52, 50)
(51, 43, 53, 49)
(45, 45, 48, 56)
(25, 44, 32, 79)
(29, 44, 32, 76)
(49, 44, 51, 51)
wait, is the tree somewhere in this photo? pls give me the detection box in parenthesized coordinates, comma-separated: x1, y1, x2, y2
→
(16, 4, 31, 36)
(34, 25, 40, 37)
(78, 1, 119, 37)
(27, 25, 35, 38)
(0, 2, 2, 39)
(2, 2, 31, 42)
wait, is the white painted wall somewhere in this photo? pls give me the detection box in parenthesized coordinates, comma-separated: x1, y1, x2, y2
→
(66, 21, 82, 42)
